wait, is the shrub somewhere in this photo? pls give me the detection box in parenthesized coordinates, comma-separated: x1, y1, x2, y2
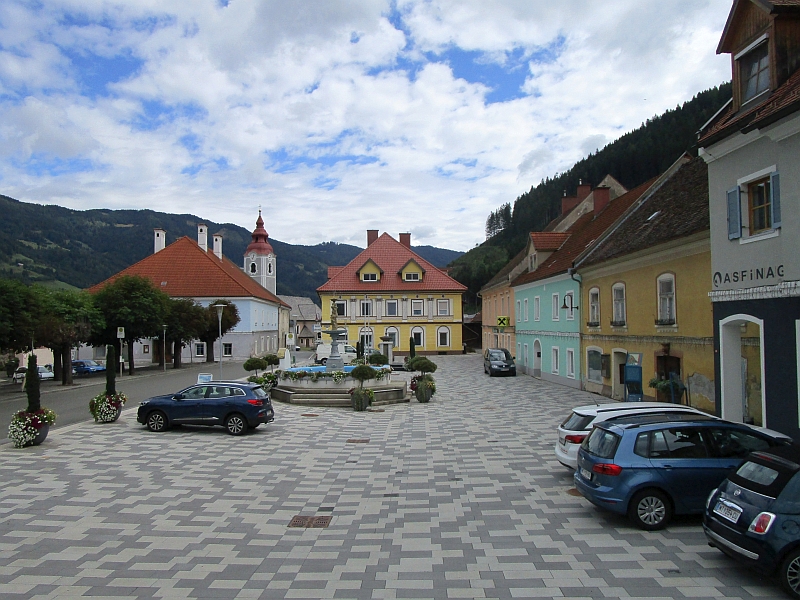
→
(409, 337, 416, 358)
(350, 364, 377, 387)
(264, 354, 280, 371)
(407, 356, 437, 375)
(368, 353, 389, 366)
(351, 388, 373, 411)
(244, 357, 268, 375)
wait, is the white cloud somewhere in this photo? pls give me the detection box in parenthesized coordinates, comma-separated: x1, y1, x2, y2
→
(0, 0, 733, 252)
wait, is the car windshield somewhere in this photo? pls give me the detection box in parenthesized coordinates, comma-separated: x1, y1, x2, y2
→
(561, 412, 594, 431)
(583, 427, 620, 459)
(729, 454, 799, 500)
(489, 350, 511, 361)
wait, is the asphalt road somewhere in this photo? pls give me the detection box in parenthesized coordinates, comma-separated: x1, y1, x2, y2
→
(0, 352, 314, 443)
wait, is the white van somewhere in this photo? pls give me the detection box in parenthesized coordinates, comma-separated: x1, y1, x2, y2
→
(314, 343, 358, 365)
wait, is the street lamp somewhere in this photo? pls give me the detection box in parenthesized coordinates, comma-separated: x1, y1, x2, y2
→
(162, 325, 167, 372)
(211, 303, 225, 381)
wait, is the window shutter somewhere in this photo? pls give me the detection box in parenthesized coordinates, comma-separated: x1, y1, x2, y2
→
(770, 171, 781, 228)
(727, 187, 741, 240)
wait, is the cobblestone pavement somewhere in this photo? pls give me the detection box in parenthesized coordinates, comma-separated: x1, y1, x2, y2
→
(0, 355, 786, 599)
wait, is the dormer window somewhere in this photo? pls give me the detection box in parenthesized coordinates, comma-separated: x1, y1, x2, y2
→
(739, 40, 769, 104)
(405, 272, 420, 281)
(362, 273, 377, 282)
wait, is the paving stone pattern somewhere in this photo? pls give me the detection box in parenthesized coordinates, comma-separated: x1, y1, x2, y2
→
(0, 355, 786, 599)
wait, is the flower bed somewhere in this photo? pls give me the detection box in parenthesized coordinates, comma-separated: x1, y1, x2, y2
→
(89, 391, 128, 423)
(8, 408, 57, 448)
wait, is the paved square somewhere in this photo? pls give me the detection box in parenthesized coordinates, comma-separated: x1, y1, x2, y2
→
(0, 355, 787, 599)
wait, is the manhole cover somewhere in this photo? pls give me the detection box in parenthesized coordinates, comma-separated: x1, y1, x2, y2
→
(289, 515, 332, 528)
(566, 488, 582, 497)
(346, 439, 370, 444)
(301, 413, 319, 417)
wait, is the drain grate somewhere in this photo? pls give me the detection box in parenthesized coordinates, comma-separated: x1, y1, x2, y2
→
(449, 477, 463, 481)
(346, 438, 370, 444)
(289, 515, 332, 528)
(383, 493, 400, 497)
(301, 413, 319, 417)
(367, 408, 385, 412)
(318, 506, 335, 512)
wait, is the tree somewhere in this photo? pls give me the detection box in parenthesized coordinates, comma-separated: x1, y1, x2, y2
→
(0, 278, 37, 353)
(164, 298, 207, 369)
(199, 300, 240, 363)
(409, 336, 416, 359)
(243, 357, 268, 375)
(90, 276, 169, 375)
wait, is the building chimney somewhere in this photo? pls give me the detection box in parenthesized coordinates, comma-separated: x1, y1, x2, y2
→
(399, 232, 411, 248)
(593, 186, 611, 215)
(197, 224, 208, 252)
(577, 179, 592, 201)
(213, 233, 223, 260)
(561, 196, 579, 215)
(367, 229, 379, 246)
(154, 229, 166, 254)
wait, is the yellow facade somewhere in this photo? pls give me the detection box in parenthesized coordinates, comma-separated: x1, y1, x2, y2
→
(579, 234, 716, 411)
(480, 286, 515, 352)
(319, 292, 464, 354)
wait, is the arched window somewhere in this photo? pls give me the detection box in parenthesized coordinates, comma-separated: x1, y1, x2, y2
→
(588, 287, 600, 326)
(611, 283, 626, 326)
(268, 262, 273, 274)
(657, 274, 676, 325)
(249, 263, 257, 274)
(436, 326, 450, 347)
(411, 326, 424, 348)
(385, 327, 399, 348)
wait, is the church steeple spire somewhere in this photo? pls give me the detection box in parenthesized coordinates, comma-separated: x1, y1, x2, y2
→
(244, 209, 276, 294)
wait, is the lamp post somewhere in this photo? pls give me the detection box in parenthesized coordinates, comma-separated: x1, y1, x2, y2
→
(211, 304, 224, 381)
(162, 325, 167, 372)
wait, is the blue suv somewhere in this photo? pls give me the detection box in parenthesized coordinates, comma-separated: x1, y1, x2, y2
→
(137, 381, 274, 436)
(574, 414, 793, 530)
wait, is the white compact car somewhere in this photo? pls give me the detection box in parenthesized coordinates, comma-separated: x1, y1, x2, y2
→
(555, 402, 712, 470)
(314, 343, 358, 366)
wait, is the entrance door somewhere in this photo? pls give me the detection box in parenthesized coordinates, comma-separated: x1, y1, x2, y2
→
(720, 316, 764, 427)
(656, 356, 682, 403)
(533, 340, 542, 378)
(612, 351, 627, 400)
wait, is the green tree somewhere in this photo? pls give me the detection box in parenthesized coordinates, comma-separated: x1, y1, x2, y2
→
(90, 275, 169, 374)
(409, 336, 416, 359)
(243, 357, 268, 375)
(164, 298, 207, 369)
(200, 300, 240, 363)
(0, 278, 37, 353)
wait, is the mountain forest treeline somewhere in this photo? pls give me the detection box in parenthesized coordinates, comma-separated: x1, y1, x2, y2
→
(449, 82, 732, 309)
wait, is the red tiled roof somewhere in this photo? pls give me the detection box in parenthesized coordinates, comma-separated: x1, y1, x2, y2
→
(317, 233, 467, 293)
(510, 179, 656, 287)
(328, 266, 344, 279)
(245, 212, 274, 255)
(88, 236, 289, 307)
(530, 232, 571, 251)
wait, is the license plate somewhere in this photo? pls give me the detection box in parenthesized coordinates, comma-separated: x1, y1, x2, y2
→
(713, 501, 742, 524)
(579, 467, 592, 481)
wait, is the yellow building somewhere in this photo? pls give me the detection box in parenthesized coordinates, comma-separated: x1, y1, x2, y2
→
(317, 230, 467, 355)
(575, 157, 716, 412)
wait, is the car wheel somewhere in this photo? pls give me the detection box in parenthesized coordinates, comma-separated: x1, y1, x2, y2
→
(321, 358, 327, 366)
(628, 489, 672, 530)
(225, 413, 248, 436)
(146, 411, 168, 432)
(780, 548, 800, 599)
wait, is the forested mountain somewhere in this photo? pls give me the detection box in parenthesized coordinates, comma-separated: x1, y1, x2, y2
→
(0, 196, 462, 299)
(448, 82, 732, 308)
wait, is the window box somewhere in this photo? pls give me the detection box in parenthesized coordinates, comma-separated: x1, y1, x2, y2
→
(610, 320, 627, 327)
(586, 321, 600, 328)
(655, 319, 676, 326)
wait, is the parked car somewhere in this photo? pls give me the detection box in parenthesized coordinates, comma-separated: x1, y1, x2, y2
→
(314, 343, 357, 365)
(484, 348, 516, 376)
(12, 366, 55, 383)
(72, 359, 106, 375)
(574, 413, 793, 530)
(137, 381, 274, 436)
(704, 445, 800, 599)
(556, 402, 714, 470)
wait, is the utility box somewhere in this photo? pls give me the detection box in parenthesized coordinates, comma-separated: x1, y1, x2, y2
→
(624, 365, 643, 402)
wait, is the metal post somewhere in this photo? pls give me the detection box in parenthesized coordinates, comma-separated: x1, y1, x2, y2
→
(162, 325, 167, 372)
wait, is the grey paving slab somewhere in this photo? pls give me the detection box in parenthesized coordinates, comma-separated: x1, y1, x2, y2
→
(0, 355, 787, 599)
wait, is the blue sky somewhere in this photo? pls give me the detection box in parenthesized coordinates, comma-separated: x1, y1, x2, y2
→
(0, 0, 732, 251)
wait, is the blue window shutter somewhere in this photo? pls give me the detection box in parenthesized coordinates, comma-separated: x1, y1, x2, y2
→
(727, 187, 741, 240)
(770, 171, 781, 228)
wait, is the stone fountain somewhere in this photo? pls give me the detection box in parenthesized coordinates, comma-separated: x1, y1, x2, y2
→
(323, 299, 348, 372)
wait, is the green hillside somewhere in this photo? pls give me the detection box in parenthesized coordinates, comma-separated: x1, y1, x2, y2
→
(449, 81, 733, 308)
(0, 197, 462, 299)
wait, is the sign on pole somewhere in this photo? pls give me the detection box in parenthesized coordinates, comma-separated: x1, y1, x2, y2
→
(117, 327, 125, 339)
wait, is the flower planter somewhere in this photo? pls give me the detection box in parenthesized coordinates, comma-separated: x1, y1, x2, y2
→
(8, 408, 57, 448)
(415, 385, 432, 403)
(90, 392, 127, 423)
(31, 424, 49, 446)
(351, 389, 372, 411)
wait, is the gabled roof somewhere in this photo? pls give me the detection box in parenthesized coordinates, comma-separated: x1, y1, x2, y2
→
(88, 236, 289, 307)
(278, 295, 322, 321)
(397, 258, 425, 274)
(510, 179, 655, 288)
(718, 0, 800, 54)
(317, 233, 466, 294)
(529, 232, 571, 251)
(577, 157, 709, 268)
(357, 258, 384, 274)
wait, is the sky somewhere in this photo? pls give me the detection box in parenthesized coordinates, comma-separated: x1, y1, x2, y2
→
(0, 0, 733, 252)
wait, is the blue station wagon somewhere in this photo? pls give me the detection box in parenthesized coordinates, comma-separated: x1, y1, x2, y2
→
(574, 414, 793, 530)
(137, 381, 274, 436)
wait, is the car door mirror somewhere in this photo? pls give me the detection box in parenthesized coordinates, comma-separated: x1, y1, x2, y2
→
(172, 394, 184, 400)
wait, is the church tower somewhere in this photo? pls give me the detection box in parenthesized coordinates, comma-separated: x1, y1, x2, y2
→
(244, 210, 276, 294)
